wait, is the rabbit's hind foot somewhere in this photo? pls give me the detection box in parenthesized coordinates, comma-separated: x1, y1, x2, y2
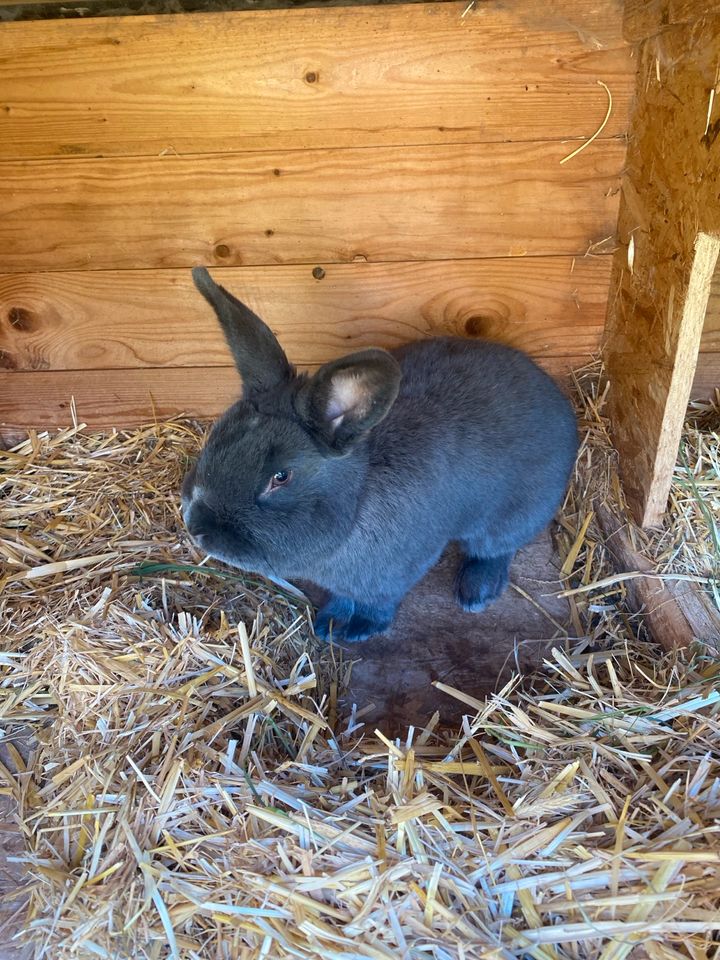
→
(455, 552, 513, 612)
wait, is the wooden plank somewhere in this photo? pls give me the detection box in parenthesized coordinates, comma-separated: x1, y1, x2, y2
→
(0, 140, 625, 273)
(641, 234, 719, 521)
(603, 12, 720, 528)
(4, 350, 715, 435)
(0, 3, 634, 160)
(0, 257, 610, 372)
(595, 503, 695, 651)
(0, 355, 589, 432)
(3, 352, 716, 435)
(3, 353, 715, 434)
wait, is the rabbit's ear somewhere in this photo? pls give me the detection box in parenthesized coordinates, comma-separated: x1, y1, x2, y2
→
(296, 349, 401, 452)
(192, 267, 292, 395)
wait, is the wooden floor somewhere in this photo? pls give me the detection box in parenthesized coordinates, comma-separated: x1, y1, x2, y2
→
(0, 0, 645, 431)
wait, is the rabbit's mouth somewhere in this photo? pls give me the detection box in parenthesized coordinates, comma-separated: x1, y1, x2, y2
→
(190, 533, 279, 584)
(183, 498, 266, 575)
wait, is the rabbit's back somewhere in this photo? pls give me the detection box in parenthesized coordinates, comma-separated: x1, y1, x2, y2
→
(304, 337, 577, 602)
(380, 337, 578, 533)
(394, 337, 577, 498)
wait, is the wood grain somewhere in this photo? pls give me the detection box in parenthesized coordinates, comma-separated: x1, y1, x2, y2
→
(604, 13, 720, 528)
(3, 354, 716, 433)
(0, 140, 625, 273)
(0, 257, 610, 371)
(0, 2, 634, 160)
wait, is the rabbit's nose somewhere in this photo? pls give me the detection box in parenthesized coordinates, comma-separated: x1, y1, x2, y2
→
(185, 518, 211, 552)
(190, 530, 210, 550)
(184, 498, 216, 546)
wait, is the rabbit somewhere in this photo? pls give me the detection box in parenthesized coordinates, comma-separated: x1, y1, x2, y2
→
(182, 267, 579, 644)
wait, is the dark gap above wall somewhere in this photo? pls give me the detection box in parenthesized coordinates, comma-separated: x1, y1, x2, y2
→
(1, 0, 455, 24)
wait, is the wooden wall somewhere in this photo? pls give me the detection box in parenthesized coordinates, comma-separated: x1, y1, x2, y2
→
(0, 0, 636, 431)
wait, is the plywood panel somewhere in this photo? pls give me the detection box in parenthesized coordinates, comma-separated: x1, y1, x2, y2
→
(604, 13, 720, 527)
(0, 140, 625, 273)
(623, 0, 717, 41)
(0, 257, 610, 372)
(0, 2, 634, 160)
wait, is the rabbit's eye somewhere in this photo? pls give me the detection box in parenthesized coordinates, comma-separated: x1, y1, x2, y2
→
(270, 469, 291, 489)
(262, 469, 293, 497)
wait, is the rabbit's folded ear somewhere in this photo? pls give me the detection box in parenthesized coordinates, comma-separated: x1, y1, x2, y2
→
(296, 349, 401, 452)
(192, 267, 292, 396)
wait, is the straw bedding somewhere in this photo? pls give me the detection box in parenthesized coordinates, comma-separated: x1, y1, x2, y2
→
(1, 375, 719, 959)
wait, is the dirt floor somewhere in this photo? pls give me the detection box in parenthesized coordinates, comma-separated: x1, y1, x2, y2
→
(342, 533, 568, 731)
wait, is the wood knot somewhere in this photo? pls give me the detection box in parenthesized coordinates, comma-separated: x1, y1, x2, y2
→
(312, 266, 326, 280)
(213, 243, 231, 259)
(304, 71, 318, 84)
(464, 315, 493, 337)
(8, 307, 36, 332)
(0, 350, 17, 370)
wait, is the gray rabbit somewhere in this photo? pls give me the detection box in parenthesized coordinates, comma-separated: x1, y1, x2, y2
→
(182, 268, 578, 643)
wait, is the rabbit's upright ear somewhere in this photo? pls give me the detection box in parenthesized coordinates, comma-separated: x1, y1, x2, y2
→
(296, 349, 401, 452)
(192, 267, 292, 395)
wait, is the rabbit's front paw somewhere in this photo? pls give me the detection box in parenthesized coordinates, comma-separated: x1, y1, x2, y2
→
(314, 596, 395, 644)
(456, 553, 513, 612)
(314, 596, 355, 641)
(341, 610, 392, 643)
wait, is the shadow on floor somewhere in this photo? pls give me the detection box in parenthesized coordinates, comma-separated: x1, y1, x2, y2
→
(325, 532, 572, 733)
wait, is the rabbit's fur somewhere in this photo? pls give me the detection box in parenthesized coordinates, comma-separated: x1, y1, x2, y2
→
(182, 268, 578, 643)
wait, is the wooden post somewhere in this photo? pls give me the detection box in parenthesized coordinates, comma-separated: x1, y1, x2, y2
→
(604, 5, 720, 528)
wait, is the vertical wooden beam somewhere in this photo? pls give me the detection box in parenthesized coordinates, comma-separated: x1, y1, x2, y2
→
(604, 7, 720, 527)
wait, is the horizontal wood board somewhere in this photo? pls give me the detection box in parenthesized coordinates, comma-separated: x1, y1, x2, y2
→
(0, 359, 589, 432)
(3, 355, 717, 433)
(0, 258, 611, 371)
(0, 2, 634, 159)
(11, 254, 718, 368)
(1, 141, 625, 273)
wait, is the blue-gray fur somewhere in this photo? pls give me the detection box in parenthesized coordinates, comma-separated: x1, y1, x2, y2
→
(183, 268, 579, 643)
